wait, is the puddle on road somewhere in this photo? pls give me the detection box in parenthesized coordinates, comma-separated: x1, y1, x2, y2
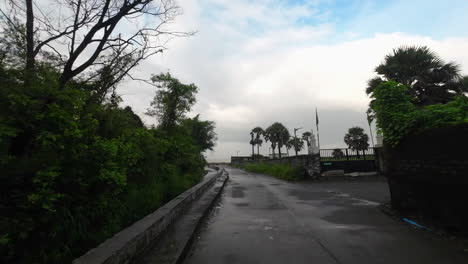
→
(231, 186, 246, 198)
(234, 202, 250, 207)
(288, 189, 328, 201)
(327, 190, 380, 206)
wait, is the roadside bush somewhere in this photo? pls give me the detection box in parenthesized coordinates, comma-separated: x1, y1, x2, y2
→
(242, 163, 305, 181)
(371, 81, 468, 146)
(0, 64, 214, 263)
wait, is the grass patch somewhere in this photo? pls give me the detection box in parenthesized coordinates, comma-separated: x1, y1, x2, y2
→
(242, 163, 305, 181)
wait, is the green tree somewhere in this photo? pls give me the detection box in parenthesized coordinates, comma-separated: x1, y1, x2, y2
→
(146, 73, 198, 130)
(366, 46, 466, 115)
(344, 127, 369, 158)
(180, 115, 217, 152)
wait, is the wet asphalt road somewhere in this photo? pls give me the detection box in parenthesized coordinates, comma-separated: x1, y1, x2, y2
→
(184, 167, 468, 264)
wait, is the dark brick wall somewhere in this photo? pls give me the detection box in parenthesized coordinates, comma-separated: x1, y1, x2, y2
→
(383, 123, 468, 233)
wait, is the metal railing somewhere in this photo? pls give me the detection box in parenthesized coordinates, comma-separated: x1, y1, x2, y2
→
(319, 148, 375, 161)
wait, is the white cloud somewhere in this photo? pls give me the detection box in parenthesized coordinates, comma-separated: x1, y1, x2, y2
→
(117, 1, 468, 162)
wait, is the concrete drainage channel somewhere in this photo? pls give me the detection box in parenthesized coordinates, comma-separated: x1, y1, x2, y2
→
(73, 168, 229, 264)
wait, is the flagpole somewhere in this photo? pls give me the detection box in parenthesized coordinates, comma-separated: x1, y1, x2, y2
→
(316, 108, 320, 151)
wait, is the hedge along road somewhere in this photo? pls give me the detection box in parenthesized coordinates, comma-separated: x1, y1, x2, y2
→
(183, 167, 468, 264)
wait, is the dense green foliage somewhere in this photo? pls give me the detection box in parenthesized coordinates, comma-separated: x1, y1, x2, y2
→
(0, 2, 211, 263)
(0, 65, 215, 263)
(371, 81, 468, 146)
(242, 163, 305, 181)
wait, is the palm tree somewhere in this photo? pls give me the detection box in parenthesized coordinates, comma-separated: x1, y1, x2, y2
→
(251, 127, 264, 156)
(302, 131, 312, 148)
(264, 127, 277, 158)
(249, 131, 255, 157)
(265, 122, 289, 158)
(288, 137, 304, 156)
(344, 127, 369, 158)
(367, 46, 466, 111)
(254, 138, 263, 157)
(277, 124, 290, 158)
(332, 148, 345, 159)
(285, 138, 292, 156)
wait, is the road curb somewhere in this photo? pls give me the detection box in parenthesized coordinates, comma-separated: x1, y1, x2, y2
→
(176, 168, 229, 264)
(73, 169, 224, 264)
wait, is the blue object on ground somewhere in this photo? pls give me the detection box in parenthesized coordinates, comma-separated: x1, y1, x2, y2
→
(403, 218, 427, 229)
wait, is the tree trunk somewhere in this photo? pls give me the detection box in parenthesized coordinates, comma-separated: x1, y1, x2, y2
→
(251, 144, 254, 157)
(25, 0, 35, 87)
(257, 145, 260, 157)
(278, 145, 282, 158)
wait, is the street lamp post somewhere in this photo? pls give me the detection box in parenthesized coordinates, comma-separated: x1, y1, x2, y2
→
(293, 127, 302, 156)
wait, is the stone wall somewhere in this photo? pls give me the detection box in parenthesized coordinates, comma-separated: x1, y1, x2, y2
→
(232, 154, 321, 178)
(383, 123, 468, 234)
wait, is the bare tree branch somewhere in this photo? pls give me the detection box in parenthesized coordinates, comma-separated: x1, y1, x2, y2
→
(2, 0, 192, 95)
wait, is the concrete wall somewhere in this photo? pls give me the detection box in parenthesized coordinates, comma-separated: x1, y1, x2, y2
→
(383, 123, 468, 234)
(320, 160, 376, 173)
(73, 170, 223, 264)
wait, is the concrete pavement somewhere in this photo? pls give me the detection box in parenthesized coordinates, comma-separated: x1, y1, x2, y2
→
(184, 167, 468, 264)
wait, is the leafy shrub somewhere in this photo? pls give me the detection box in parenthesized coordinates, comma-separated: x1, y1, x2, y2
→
(371, 81, 468, 146)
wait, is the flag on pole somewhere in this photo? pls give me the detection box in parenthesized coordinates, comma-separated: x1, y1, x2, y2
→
(315, 108, 319, 130)
(315, 108, 320, 150)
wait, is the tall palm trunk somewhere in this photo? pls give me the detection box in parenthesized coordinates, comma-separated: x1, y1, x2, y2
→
(250, 133, 254, 157)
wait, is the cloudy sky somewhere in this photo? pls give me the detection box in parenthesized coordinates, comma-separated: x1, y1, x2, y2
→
(117, 0, 468, 162)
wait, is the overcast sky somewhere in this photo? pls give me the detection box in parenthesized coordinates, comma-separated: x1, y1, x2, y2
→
(117, 0, 468, 162)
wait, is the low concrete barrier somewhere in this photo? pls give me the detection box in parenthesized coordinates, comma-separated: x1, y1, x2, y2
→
(73, 169, 223, 264)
